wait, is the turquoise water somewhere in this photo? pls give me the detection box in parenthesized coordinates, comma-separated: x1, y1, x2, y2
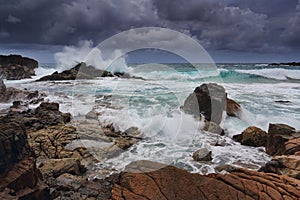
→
(4, 63, 300, 174)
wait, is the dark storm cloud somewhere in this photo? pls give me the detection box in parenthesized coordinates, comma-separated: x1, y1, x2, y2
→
(153, 0, 299, 52)
(0, 0, 159, 44)
(280, 0, 300, 47)
(0, 0, 299, 59)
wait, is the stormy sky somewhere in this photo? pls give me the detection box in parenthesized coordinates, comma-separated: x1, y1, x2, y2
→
(0, 0, 300, 63)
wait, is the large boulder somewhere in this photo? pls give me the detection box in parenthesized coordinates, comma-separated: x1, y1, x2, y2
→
(0, 55, 38, 80)
(181, 83, 226, 124)
(261, 124, 300, 180)
(111, 160, 300, 200)
(233, 126, 267, 147)
(266, 123, 300, 156)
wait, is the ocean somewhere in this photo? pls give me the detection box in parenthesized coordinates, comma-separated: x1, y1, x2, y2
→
(3, 63, 300, 175)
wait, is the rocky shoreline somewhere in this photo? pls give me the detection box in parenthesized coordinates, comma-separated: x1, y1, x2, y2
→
(0, 55, 38, 80)
(0, 68, 300, 199)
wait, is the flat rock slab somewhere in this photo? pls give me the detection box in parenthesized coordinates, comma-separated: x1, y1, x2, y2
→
(112, 160, 300, 200)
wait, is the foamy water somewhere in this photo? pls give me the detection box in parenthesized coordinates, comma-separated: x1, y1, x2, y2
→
(3, 63, 300, 175)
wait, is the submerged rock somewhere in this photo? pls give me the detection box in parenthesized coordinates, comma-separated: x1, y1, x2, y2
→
(192, 148, 212, 162)
(111, 160, 300, 200)
(0, 55, 38, 80)
(233, 126, 267, 147)
(275, 100, 291, 104)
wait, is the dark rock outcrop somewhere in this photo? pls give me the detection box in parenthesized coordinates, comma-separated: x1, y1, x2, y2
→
(111, 160, 300, 200)
(226, 97, 241, 117)
(269, 62, 300, 66)
(266, 123, 300, 156)
(233, 126, 267, 147)
(0, 120, 49, 199)
(0, 102, 71, 132)
(260, 124, 300, 180)
(0, 122, 32, 173)
(37, 62, 144, 81)
(0, 55, 38, 80)
(181, 83, 226, 125)
(0, 81, 46, 104)
(36, 62, 113, 81)
(0, 88, 45, 104)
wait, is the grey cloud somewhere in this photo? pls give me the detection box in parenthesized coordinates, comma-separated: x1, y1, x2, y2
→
(154, 0, 269, 50)
(6, 14, 21, 24)
(280, 0, 300, 47)
(0, 31, 10, 38)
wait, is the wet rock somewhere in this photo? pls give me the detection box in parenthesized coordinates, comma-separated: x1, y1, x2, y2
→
(114, 137, 137, 150)
(204, 120, 225, 135)
(260, 155, 300, 179)
(78, 174, 120, 199)
(0, 84, 46, 104)
(10, 101, 29, 112)
(192, 148, 212, 162)
(233, 126, 267, 147)
(0, 55, 38, 80)
(111, 160, 300, 200)
(226, 97, 241, 117)
(50, 173, 119, 200)
(181, 83, 226, 124)
(266, 123, 300, 156)
(85, 110, 98, 120)
(38, 158, 86, 178)
(124, 126, 141, 137)
(215, 164, 237, 172)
